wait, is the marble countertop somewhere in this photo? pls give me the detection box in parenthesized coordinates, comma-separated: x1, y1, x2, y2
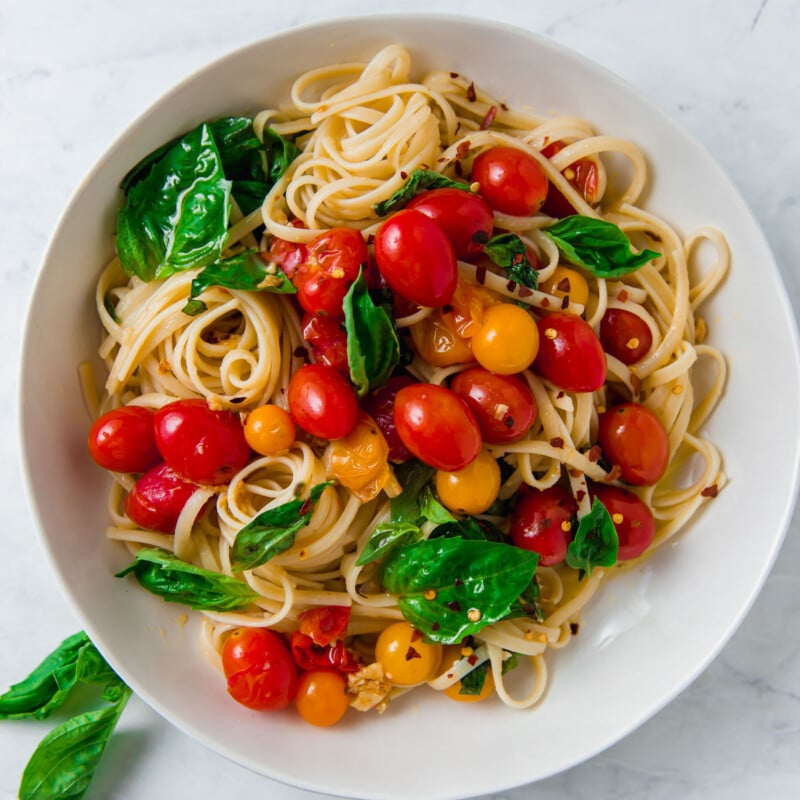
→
(1, 1, 798, 798)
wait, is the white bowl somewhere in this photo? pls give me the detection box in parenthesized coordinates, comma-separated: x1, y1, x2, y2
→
(20, 14, 800, 800)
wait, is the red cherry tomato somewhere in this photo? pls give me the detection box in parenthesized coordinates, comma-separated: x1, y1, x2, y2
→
(267, 223, 308, 279)
(360, 375, 416, 462)
(301, 312, 349, 373)
(290, 632, 360, 674)
(449, 367, 536, 443)
(374, 209, 457, 308)
(406, 188, 494, 258)
(599, 308, 653, 365)
(297, 605, 351, 646)
(534, 312, 607, 392)
(291, 228, 368, 317)
(591, 484, 655, 561)
(124, 462, 199, 534)
(153, 399, 250, 486)
(393, 383, 481, 471)
(287, 364, 359, 440)
(510, 485, 577, 566)
(88, 405, 160, 473)
(597, 403, 669, 486)
(540, 140, 600, 218)
(221, 628, 297, 711)
(471, 146, 548, 216)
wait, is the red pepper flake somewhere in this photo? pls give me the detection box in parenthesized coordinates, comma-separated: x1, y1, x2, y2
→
(701, 484, 719, 498)
(576, 489, 586, 502)
(557, 391, 565, 399)
(467, 654, 479, 666)
(446, 600, 462, 612)
(617, 289, 629, 303)
(410, 628, 424, 643)
(568, 468, 583, 478)
(466, 81, 477, 102)
(405, 646, 422, 661)
(450, 71, 459, 78)
(540, 297, 551, 308)
(630, 373, 642, 394)
(518, 286, 534, 298)
(506, 280, 518, 292)
(454, 160, 463, 177)
(560, 295, 570, 310)
(479, 105, 498, 130)
(293, 345, 309, 359)
(587, 445, 602, 462)
(456, 140, 471, 160)
(605, 464, 623, 482)
(366, 233, 375, 245)
(475, 265, 487, 285)
(500, 101, 509, 110)
(550, 437, 564, 448)
(432, 622, 440, 632)
(570, 622, 580, 635)
(556, 277, 571, 293)
(454, 577, 464, 587)
(400, 170, 408, 180)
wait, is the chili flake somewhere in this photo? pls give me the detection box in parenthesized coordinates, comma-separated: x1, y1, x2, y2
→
(424, 589, 437, 600)
(701, 484, 719, 498)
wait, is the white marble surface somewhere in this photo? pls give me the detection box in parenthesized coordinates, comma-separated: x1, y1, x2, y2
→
(1, 1, 799, 798)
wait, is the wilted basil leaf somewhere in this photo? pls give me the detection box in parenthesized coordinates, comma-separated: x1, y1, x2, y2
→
(565, 496, 619, 576)
(374, 169, 471, 216)
(483, 233, 538, 289)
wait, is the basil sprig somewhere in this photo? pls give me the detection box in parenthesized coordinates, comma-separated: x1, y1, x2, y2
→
(483, 232, 539, 289)
(566, 496, 619, 576)
(230, 482, 333, 571)
(374, 169, 471, 216)
(116, 548, 259, 610)
(1, 632, 131, 800)
(543, 215, 660, 277)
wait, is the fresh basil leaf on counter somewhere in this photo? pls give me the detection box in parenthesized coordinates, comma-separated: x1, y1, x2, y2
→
(230, 482, 333, 571)
(542, 215, 660, 277)
(116, 122, 231, 282)
(374, 169, 471, 216)
(343, 269, 400, 397)
(116, 548, 259, 610)
(483, 232, 539, 289)
(566, 496, 619, 576)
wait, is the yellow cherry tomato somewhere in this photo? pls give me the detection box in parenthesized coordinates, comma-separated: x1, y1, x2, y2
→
(409, 310, 474, 367)
(471, 303, 540, 374)
(294, 670, 350, 727)
(435, 450, 501, 515)
(540, 266, 589, 308)
(244, 404, 296, 455)
(374, 622, 442, 686)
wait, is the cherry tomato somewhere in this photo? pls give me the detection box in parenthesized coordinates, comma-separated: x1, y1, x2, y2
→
(301, 312, 349, 373)
(221, 628, 297, 712)
(88, 405, 160, 473)
(267, 229, 307, 279)
(409, 310, 474, 367)
(471, 146, 548, 216)
(374, 622, 442, 686)
(290, 632, 360, 674)
(292, 228, 368, 316)
(450, 367, 536, 444)
(287, 364, 359, 440)
(541, 140, 600, 218)
(295, 670, 350, 727)
(244, 404, 296, 456)
(435, 450, 501, 515)
(124, 462, 199, 534)
(393, 383, 482, 471)
(471, 303, 540, 375)
(406, 188, 494, 258)
(374, 209, 457, 307)
(534, 312, 606, 392)
(599, 308, 653, 365)
(539, 266, 590, 309)
(360, 375, 416, 462)
(297, 605, 351, 646)
(510, 485, 577, 566)
(591, 484, 655, 561)
(153, 399, 250, 485)
(597, 403, 669, 486)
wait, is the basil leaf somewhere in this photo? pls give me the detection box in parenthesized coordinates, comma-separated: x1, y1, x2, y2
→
(483, 233, 539, 289)
(343, 269, 400, 397)
(381, 538, 539, 643)
(431, 516, 506, 543)
(505, 574, 544, 622)
(390, 461, 436, 524)
(230, 482, 333, 571)
(418, 486, 457, 525)
(116, 123, 231, 282)
(566, 496, 619, 576)
(542, 215, 660, 277)
(262, 126, 302, 186)
(116, 548, 259, 610)
(355, 521, 423, 567)
(459, 661, 489, 696)
(18, 685, 131, 800)
(374, 169, 471, 216)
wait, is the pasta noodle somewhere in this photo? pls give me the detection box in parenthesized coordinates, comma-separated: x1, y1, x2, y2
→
(91, 44, 727, 718)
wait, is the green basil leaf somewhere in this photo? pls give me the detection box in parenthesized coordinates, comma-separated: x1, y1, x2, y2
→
(483, 233, 539, 289)
(116, 123, 231, 282)
(116, 548, 259, 610)
(505, 574, 544, 622)
(390, 461, 435, 524)
(343, 269, 400, 397)
(18, 685, 131, 800)
(459, 661, 489, 695)
(374, 169, 471, 217)
(230, 482, 333, 571)
(431, 516, 506, 543)
(262, 126, 302, 186)
(418, 486, 457, 525)
(502, 652, 520, 674)
(381, 538, 539, 643)
(566, 496, 619, 576)
(355, 521, 423, 566)
(542, 215, 660, 277)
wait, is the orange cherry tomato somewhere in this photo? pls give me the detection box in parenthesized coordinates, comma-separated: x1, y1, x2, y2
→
(244, 404, 296, 456)
(295, 670, 350, 727)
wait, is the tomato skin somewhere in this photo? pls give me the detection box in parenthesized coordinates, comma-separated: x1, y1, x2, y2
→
(125, 462, 199, 534)
(153, 399, 250, 486)
(359, 376, 416, 462)
(292, 228, 368, 317)
(267, 231, 307, 279)
(597, 403, 669, 486)
(540, 140, 600, 218)
(599, 308, 653, 365)
(510, 485, 577, 566)
(374, 209, 458, 308)
(295, 670, 350, 727)
(221, 628, 297, 712)
(297, 606, 351, 647)
(290, 632, 360, 674)
(471, 146, 548, 216)
(287, 364, 359, 440)
(534, 312, 607, 392)
(301, 312, 349, 373)
(393, 383, 482, 471)
(406, 188, 494, 258)
(88, 406, 160, 473)
(449, 367, 536, 444)
(591, 484, 655, 561)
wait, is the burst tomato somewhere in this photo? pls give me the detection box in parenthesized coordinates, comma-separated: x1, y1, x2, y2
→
(124, 462, 199, 534)
(301, 311, 349, 373)
(540, 140, 600, 218)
